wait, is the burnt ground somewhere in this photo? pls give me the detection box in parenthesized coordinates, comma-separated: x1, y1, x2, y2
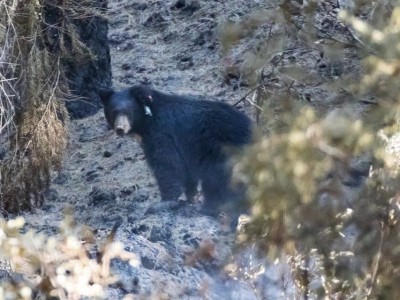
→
(19, 0, 376, 299)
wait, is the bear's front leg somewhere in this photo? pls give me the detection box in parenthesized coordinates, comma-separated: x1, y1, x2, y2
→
(144, 163, 187, 215)
(143, 139, 188, 214)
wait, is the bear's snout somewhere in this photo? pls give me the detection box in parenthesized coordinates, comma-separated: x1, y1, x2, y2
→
(114, 115, 131, 136)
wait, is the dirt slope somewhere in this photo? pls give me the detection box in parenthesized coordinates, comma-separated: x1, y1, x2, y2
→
(23, 1, 270, 299)
(21, 0, 371, 298)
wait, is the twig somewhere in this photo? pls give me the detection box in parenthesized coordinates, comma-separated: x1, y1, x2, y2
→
(359, 99, 378, 105)
(314, 26, 357, 48)
(335, 2, 378, 55)
(287, 80, 295, 96)
(311, 23, 377, 55)
(303, 256, 310, 300)
(366, 224, 386, 299)
(345, 27, 378, 55)
(232, 83, 263, 107)
(251, 87, 261, 124)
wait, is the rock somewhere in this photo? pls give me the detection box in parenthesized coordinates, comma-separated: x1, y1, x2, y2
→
(183, 233, 200, 247)
(89, 187, 117, 206)
(44, 0, 112, 119)
(143, 12, 167, 28)
(141, 256, 156, 269)
(148, 226, 172, 243)
(121, 63, 131, 70)
(133, 188, 150, 202)
(177, 56, 194, 70)
(182, 1, 201, 15)
(120, 186, 135, 196)
(85, 170, 99, 182)
(172, 0, 186, 10)
(131, 224, 150, 235)
(0, 148, 5, 160)
(103, 150, 112, 157)
(342, 157, 372, 187)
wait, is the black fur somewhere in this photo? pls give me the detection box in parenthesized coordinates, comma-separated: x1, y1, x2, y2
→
(100, 85, 252, 217)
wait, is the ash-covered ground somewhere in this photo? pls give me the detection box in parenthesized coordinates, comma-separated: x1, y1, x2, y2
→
(21, 0, 373, 298)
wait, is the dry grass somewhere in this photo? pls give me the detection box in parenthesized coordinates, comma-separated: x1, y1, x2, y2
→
(0, 0, 67, 213)
(0, 0, 105, 213)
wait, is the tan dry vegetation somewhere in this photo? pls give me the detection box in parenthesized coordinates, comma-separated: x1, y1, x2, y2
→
(0, 0, 104, 213)
(225, 0, 400, 298)
(0, 210, 139, 299)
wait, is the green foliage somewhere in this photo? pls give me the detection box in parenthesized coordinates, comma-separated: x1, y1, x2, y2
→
(222, 1, 400, 298)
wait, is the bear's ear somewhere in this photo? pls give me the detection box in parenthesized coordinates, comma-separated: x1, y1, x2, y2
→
(129, 85, 154, 116)
(98, 88, 114, 106)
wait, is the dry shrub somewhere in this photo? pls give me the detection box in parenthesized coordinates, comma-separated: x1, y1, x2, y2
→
(0, 209, 139, 299)
(221, 1, 400, 298)
(0, 0, 104, 213)
(1, 47, 68, 212)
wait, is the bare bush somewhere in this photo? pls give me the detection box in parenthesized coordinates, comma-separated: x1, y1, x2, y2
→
(0, 209, 139, 299)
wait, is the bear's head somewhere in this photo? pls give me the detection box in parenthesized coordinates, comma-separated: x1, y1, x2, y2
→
(99, 86, 153, 136)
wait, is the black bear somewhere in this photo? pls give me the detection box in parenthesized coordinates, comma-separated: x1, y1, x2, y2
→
(99, 85, 252, 219)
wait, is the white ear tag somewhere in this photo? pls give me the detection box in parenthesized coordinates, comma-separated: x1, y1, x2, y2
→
(144, 106, 152, 116)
